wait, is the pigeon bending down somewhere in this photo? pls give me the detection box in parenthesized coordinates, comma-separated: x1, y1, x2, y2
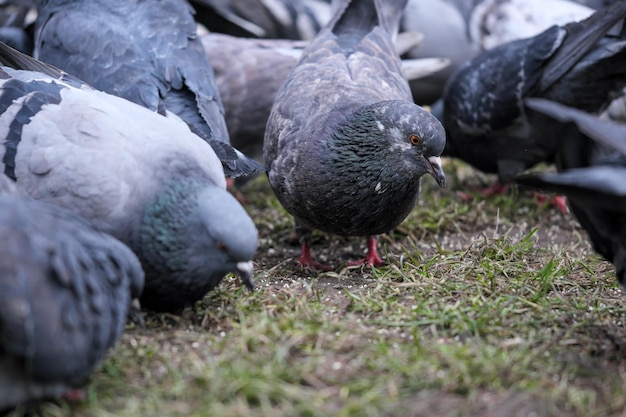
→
(0, 176, 144, 409)
(33, 0, 263, 178)
(433, 1, 626, 185)
(516, 98, 626, 292)
(264, 0, 447, 269)
(0, 42, 259, 313)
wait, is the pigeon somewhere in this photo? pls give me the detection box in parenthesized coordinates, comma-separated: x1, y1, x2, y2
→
(402, 0, 595, 104)
(202, 32, 449, 166)
(434, 1, 626, 188)
(516, 98, 626, 291)
(33, 0, 262, 178)
(0, 175, 144, 409)
(0, 42, 259, 313)
(190, 0, 331, 40)
(264, 0, 447, 269)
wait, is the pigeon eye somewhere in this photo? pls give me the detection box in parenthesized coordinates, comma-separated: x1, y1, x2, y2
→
(217, 242, 228, 252)
(409, 134, 421, 145)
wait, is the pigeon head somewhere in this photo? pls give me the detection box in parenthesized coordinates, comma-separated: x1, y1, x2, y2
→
(332, 100, 446, 188)
(188, 185, 259, 288)
(134, 177, 258, 311)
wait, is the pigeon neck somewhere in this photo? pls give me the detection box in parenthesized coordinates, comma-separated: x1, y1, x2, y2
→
(132, 178, 206, 279)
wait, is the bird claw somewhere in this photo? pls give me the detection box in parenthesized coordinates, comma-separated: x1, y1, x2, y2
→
(535, 192, 569, 214)
(62, 388, 86, 403)
(298, 240, 333, 271)
(298, 255, 334, 271)
(346, 236, 385, 267)
(346, 256, 386, 267)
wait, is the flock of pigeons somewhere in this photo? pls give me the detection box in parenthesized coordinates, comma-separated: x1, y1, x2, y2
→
(0, 0, 625, 410)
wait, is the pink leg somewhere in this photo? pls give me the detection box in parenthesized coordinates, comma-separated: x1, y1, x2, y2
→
(552, 195, 569, 214)
(225, 178, 248, 203)
(62, 388, 86, 402)
(298, 240, 333, 271)
(535, 193, 569, 214)
(457, 182, 510, 201)
(347, 236, 385, 267)
(477, 182, 509, 197)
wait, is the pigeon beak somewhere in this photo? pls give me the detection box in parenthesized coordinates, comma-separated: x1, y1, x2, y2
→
(236, 261, 255, 291)
(425, 156, 446, 187)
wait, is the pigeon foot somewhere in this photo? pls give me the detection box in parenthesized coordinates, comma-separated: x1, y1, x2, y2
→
(457, 182, 510, 201)
(535, 193, 569, 214)
(346, 236, 385, 267)
(298, 241, 333, 271)
(62, 388, 86, 402)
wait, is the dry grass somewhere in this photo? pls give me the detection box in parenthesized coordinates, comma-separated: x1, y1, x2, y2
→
(8, 159, 626, 417)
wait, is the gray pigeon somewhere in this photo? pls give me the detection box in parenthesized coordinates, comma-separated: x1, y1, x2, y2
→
(434, 1, 626, 186)
(402, 0, 594, 104)
(0, 175, 144, 409)
(264, 0, 447, 269)
(0, 42, 259, 312)
(516, 98, 626, 292)
(33, 0, 263, 178)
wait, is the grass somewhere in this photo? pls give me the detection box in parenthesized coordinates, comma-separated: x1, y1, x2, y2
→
(8, 159, 626, 417)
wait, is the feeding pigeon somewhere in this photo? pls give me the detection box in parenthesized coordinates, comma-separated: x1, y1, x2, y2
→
(202, 32, 449, 166)
(0, 42, 259, 313)
(433, 1, 626, 191)
(0, 175, 144, 409)
(33, 0, 262, 178)
(402, 0, 594, 104)
(516, 98, 626, 292)
(264, 0, 447, 269)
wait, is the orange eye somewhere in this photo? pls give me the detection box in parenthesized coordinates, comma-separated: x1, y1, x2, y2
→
(217, 242, 228, 252)
(409, 134, 421, 145)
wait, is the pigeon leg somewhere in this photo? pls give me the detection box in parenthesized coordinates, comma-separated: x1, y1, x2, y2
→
(62, 388, 86, 402)
(535, 192, 569, 214)
(457, 182, 510, 201)
(299, 240, 333, 271)
(296, 222, 333, 271)
(477, 182, 509, 197)
(347, 236, 385, 267)
(225, 178, 249, 204)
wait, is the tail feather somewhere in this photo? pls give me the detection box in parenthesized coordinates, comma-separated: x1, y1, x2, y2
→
(539, 1, 626, 92)
(329, 0, 407, 43)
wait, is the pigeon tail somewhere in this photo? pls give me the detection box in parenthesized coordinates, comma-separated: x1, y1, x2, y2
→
(222, 148, 265, 178)
(539, 1, 626, 93)
(330, 0, 407, 46)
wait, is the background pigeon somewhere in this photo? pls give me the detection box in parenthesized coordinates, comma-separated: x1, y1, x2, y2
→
(264, 0, 447, 269)
(0, 175, 144, 410)
(434, 1, 626, 191)
(516, 98, 626, 292)
(0, 43, 259, 313)
(33, 0, 262, 178)
(402, 0, 594, 104)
